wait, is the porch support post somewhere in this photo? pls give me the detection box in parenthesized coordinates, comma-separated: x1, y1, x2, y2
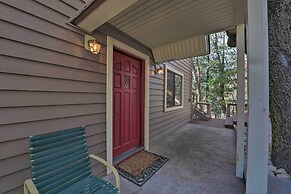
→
(246, 0, 269, 193)
(235, 23, 245, 178)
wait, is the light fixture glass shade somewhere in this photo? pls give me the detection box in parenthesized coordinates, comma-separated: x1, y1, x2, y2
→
(88, 40, 101, 54)
(156, 67, 164, 75)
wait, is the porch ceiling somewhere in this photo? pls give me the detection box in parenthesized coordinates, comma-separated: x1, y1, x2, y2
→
(108, 0, 237, 48)
(72, 0, 245, 63)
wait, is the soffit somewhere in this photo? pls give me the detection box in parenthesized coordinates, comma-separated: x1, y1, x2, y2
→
(152, 36, 209, 63)
(108, 0, 237, 48)
(72, 0, 244, 62)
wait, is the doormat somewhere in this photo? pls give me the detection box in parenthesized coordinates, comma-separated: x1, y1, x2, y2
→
(116, 150, 168, 186)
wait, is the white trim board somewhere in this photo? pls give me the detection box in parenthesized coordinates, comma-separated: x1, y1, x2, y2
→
(76, 0, 137, 32)
(152, 36, 210, 63)
(106, 36, 150, 174)
(236, 23, 246, 178)
(164, 65, 184, 112)
(246, 0, 269, 193)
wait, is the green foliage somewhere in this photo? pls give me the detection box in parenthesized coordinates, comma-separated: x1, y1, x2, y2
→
(192, 32, 237, 118)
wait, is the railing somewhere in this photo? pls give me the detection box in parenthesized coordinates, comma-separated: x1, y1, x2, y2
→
(226, 103, 248, 117)
(226, 103, 237, 117)
(196, 102, 211, 118)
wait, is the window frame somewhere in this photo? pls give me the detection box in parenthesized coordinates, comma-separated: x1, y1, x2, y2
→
(164, 65, 184, 112)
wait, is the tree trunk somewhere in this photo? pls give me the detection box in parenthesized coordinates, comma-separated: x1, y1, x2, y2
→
(205, 66, 210, 100)
(193, 57, 203, 103)
(205, 56, 210, 100)
(268, 0, 291, 172)
(220, 32, 226, 115)
(214, 33, 226, 116)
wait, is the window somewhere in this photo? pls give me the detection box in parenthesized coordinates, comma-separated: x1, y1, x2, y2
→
(164, 66, 184, 111)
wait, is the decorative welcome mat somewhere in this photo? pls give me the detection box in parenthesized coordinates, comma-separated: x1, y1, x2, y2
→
(115, 150, 168, 186)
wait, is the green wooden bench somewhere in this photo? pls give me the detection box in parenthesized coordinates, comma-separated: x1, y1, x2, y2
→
(24, 127, 120, 194)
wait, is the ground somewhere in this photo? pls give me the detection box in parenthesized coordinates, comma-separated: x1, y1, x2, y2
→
(104, 123, 291, 194)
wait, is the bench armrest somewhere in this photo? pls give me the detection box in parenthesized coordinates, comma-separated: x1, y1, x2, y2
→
(24, 179, 39, 194)
(89, 154, 120, 190)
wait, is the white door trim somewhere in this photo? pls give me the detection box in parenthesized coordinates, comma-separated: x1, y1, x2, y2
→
(106, 36, 150, 174)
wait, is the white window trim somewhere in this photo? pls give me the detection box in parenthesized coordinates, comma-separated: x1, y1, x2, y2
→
(164, 65, 184, 112)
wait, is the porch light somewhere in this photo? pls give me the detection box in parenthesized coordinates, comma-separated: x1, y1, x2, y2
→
(88, 39, 101, 54)
(85, 34, 101, 54)
(156, 66, 164, 75)
(150, 64, 164, 76)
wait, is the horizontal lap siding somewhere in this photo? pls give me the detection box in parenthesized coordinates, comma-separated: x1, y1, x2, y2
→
(149, 59, 192, 146)
(0, 0, 107, 193)
(0, 0, 192, 193)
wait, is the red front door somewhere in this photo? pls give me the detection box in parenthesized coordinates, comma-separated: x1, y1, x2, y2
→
(113, 50, 142, 158)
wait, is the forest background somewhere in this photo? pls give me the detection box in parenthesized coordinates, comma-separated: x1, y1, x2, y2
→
(192, 31, 246, 119)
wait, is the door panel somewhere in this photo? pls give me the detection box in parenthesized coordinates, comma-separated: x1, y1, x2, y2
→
(113, 50, 141, 158)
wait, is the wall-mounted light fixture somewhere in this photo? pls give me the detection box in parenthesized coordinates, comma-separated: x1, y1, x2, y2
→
(156, 66, 164, 75)
(85, 34, 101, 54)
(150, 65, 155, 76)
(150, 64, 164, 76)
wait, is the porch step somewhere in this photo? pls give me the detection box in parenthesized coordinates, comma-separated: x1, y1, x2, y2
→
(225, 117, 234, 129)
(231, 114, 248, 127)
(193, 107, 210, 121)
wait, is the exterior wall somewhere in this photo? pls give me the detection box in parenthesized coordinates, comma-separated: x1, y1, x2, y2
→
(0, 1, 107, 193)
(0, 1, 191, 193)
(149, 59, 192, 145)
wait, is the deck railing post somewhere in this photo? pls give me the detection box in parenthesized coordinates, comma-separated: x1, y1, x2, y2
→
(226, 104, 230, 117)
(207, 104, 211, 118)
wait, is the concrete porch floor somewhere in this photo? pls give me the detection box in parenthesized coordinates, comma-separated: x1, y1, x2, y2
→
(104, 123, 291, 194)
(105, 124, 244, 193)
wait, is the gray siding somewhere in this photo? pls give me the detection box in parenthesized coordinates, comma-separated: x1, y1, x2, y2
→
(0, 0, 192, 193)
(149, 59, 192, 145)
(0, 0, 107, 193)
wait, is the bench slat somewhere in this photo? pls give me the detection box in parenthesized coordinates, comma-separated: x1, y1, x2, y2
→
(30, 127, 83, 142)
(33, 158, 90, 184)
(31, 139, 86, 160)
(30, 130, 84, 147)
(28, 127, 118, 193)
(36, 164, 91, 191)
(32, 151, 88, 177)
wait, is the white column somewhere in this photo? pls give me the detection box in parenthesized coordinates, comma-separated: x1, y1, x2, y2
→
(246, 0, 269, 193)
(236, 24, 245, 178)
